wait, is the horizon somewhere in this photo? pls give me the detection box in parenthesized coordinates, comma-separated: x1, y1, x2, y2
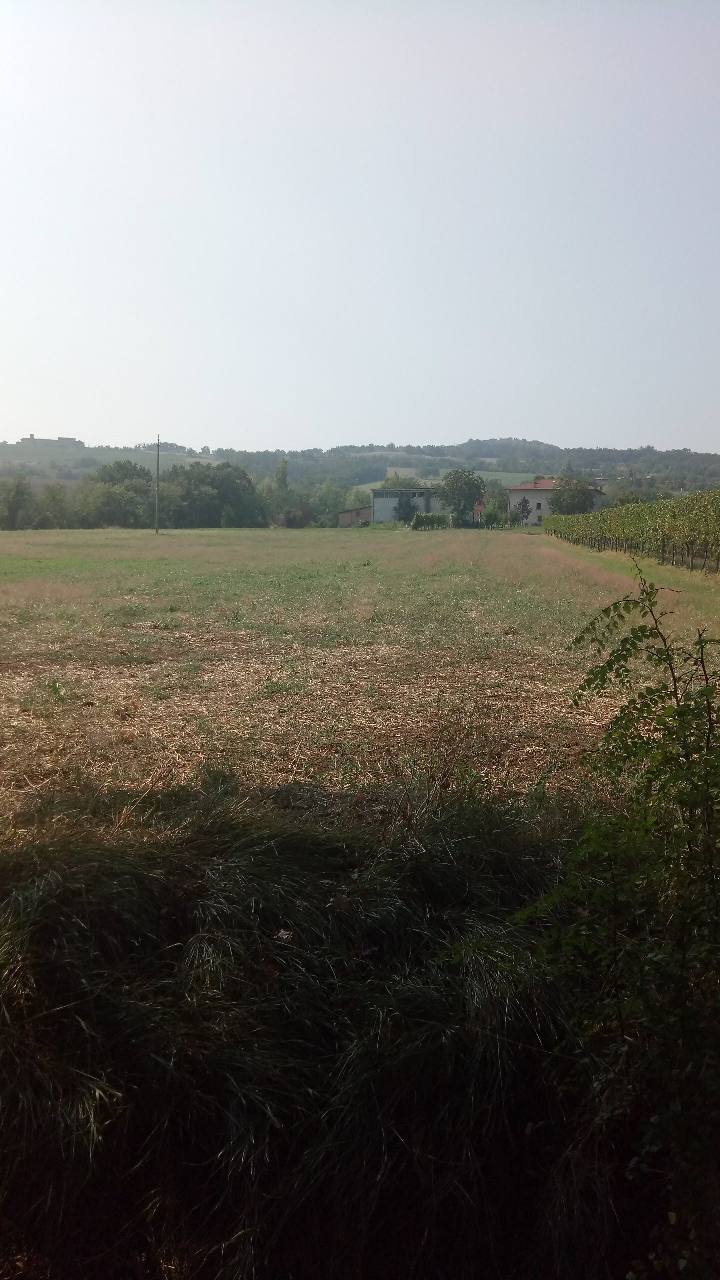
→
(1, 430, 716, 458)
(2, 3, 718, 454)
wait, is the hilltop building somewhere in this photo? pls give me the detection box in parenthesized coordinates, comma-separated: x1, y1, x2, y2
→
(19, 435, 82, 446)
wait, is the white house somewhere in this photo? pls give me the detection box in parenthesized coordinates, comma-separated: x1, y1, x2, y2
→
(507, 478, 602, 526)
(371, 487, 446, 524)
(506, 479, 560, 526)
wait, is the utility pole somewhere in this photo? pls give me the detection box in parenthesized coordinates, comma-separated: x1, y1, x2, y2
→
(155, 435, 160, 534)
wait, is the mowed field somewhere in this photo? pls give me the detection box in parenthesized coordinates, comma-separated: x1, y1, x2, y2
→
(2, 526, 720, 839)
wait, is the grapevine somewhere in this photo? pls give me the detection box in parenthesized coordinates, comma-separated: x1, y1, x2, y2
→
(545, 490, 720, 572)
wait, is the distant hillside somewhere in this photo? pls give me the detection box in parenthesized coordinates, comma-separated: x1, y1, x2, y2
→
(1, 434, 720, 493)
(0, 437, 211, 485)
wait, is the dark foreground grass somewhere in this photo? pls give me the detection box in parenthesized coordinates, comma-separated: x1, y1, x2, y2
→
(1, 784, 718, 1279)
(0, 793, 604, 1280)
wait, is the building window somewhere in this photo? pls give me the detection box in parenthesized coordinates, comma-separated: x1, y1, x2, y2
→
(536, 502, 542, 510)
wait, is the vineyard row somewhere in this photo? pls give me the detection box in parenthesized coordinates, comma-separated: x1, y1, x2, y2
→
(544, 489, 720, 572)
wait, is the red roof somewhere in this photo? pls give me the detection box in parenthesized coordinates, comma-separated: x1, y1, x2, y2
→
(507, 478, 557, 491)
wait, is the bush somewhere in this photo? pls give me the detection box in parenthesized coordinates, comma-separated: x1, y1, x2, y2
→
(0, 810, 567, 1279)
(411, 511, 449, 530)
(532, 573, 720, 1274)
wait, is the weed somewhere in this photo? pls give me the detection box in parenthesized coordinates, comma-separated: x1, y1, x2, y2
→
(47, 678, 67, 703)
(258, 678, 304, 699)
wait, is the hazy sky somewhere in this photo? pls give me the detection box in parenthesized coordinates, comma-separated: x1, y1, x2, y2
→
(2, 2, 719, 453)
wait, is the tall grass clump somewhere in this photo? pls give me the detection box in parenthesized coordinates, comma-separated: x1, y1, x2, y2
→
(0, 808, 570, 1279)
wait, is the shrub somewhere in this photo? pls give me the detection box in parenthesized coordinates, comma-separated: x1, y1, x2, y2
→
(410, 511, 449, 530)
(479, 504, 508, 528)
(532, 572, 720, 1273)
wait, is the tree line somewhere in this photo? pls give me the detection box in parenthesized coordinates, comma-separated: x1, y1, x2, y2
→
(0, 459, 376, 531)
(4, 434, 720, 494)
(0, 462, 266, 531)
(0, 461, 615, 532)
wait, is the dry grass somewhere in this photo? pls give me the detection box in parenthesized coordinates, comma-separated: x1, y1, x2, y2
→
(2, 526, 719, 840)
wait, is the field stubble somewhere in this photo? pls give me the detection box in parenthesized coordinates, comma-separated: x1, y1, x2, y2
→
(2, 526, 718, 840)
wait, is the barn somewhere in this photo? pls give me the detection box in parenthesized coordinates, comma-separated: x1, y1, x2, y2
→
(371, 487, 445, 524)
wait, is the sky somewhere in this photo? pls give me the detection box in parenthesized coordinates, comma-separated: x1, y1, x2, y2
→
(1, 1, 719, 454)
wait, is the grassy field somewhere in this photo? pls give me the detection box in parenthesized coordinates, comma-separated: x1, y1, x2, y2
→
(3, 525, 720, 839)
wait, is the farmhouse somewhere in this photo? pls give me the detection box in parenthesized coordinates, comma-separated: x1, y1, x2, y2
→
(337, 505, 372, 527)
(507, 478, 602, 526)
(507, 479, 558, 525)
(371, 487, 445, 524)
(504, 481, 561, 524)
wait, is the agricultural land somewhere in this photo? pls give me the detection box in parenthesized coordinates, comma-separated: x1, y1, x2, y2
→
(3, 525, 720, 1278)
(3, 524, 719, 842)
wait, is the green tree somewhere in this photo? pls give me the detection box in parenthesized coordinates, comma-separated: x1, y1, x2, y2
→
(95, 461, 153, 488)
(313, 482, 347, 527)
(274, 459, 289, 497)
(548, 479, 596, 515)
(394, 492, 417, 523)
(263, 458, 304, 525)
(158, 463, 265, 528)
(344, 486, 372, 511)
(75, 479, 147, 527)
(35, 483, 70, 528)
(438, 469, 486, 525)
(0, 477, 36, 529)
(604, 473, 669, 507)
(481, 480, 509, 527)
(210, 463, 267, 527)
(484, 479, 507, 505)
(515, 497, 531, 524)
